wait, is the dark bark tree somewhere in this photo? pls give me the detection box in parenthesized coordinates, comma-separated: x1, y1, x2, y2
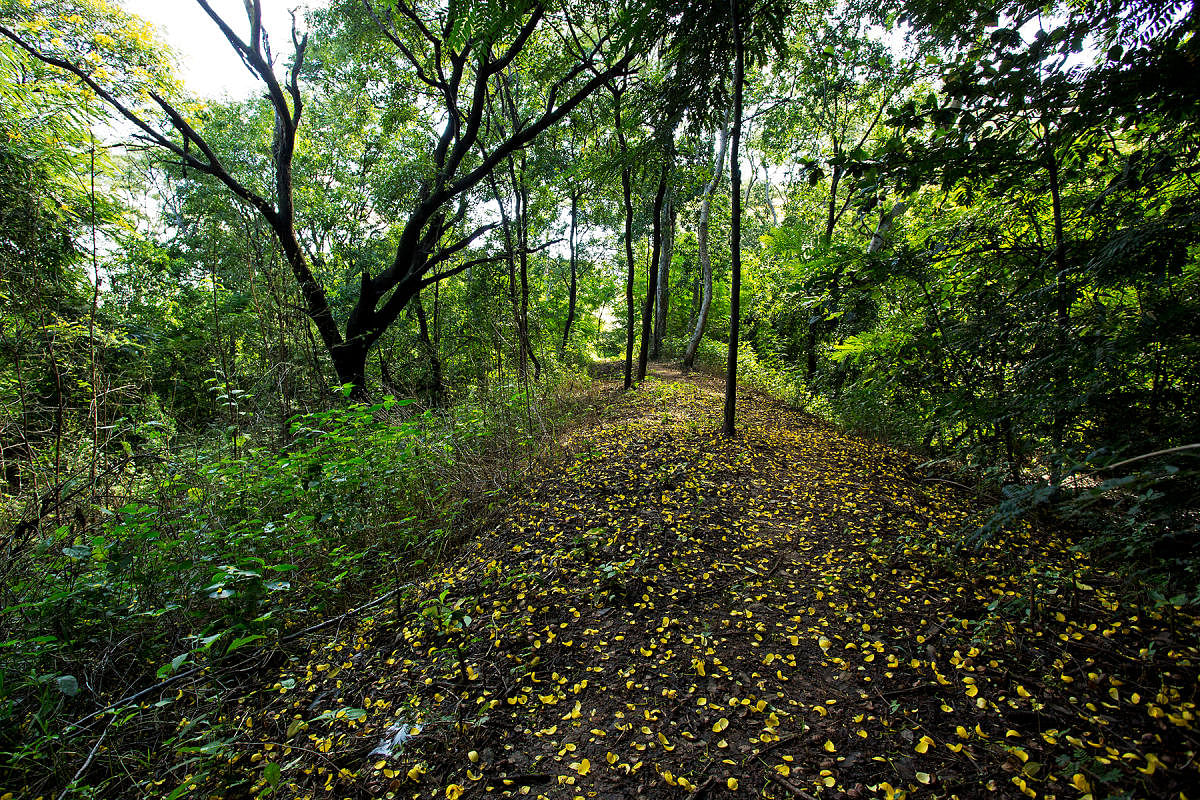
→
(506, 151, 542, 381)
(487, 167, 533, 383)
(722, 0, 745, 436)
(1, 0, 632, 396)
(412, 288, 444, 404)
(561, 190, 580, 352)
(613, 83, 637, 390)
(637, 164, 669, 381)
(652, 189, 675, 359)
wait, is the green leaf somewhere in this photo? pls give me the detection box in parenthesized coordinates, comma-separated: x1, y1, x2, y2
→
(57, 674, 80, 696)
(227, 634, 266, 654)
(264, 761, 281, 788)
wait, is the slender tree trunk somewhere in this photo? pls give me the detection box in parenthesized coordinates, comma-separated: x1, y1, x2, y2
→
(378, 351, 399, 395)
(87, 140, 100, 498)
(867, 202, 908, 253)
(413, 289, 444, 405)
(638, 166, 669, 381)
(614, 87, 636, 390)
(487, 170, 529, 381)
(1047, 149, 1070, 484)
(722, 0, 744, 437)
(823, 158, 842, 247)
(683, 120, 730, 369)
(562, 190, 579, 352)
(762, 155, 777, 227)
(804, 156, 850, 388)
(516, 154, 541, 380)
(806, 329, 817, 378)
(652, 196, 674, 359)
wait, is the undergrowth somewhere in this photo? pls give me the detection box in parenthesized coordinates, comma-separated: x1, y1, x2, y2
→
(674, 336, 1200, 602)
(0, 370, 595, 798)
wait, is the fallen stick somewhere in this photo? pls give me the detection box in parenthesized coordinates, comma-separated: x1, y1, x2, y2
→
(65, 582, 413, 734)
(768, 773, 819, 800)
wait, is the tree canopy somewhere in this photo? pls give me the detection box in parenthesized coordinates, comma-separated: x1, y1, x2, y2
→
(1, 0, 1198, 795)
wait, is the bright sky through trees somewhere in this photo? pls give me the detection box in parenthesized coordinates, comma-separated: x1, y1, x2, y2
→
(120, 0, 327, 99)
(1, 0, 1197, 795)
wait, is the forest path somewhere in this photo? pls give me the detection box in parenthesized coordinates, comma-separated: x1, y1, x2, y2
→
(237, 369, 1199, 800)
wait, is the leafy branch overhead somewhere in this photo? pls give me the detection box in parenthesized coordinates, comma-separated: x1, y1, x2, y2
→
(1, 0, 1198, 797)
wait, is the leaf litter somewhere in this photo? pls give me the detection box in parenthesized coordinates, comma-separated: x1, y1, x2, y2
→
(184, 368, 1198, 800)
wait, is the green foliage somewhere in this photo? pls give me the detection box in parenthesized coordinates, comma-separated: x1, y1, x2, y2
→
(743, 0, 1200, 592)
(0, 375, 572, 788)
(2, 0, 1199, 792)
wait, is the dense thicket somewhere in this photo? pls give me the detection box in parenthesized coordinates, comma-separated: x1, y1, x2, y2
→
(1, 0, 1197, 793)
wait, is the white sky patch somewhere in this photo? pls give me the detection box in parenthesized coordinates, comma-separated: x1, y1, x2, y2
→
(120, 0, 328, 100)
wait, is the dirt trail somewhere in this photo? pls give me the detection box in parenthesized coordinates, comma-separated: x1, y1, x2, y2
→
(206, 371, 1199, 800)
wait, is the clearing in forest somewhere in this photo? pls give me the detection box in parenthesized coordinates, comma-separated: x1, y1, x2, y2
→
(186, 369, 1197, 800)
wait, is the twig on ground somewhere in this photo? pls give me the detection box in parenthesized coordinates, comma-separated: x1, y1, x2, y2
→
(687, 775, 720, 798)
(57, 720, 111, 800)
(66, 583, 413, 734)
(768, 772, 819, 800)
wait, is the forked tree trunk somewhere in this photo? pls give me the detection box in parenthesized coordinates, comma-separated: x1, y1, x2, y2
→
(562, 191, 579, 352)
(682, 121, 730, 370)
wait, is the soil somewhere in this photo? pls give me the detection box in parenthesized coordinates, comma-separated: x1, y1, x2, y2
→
(187, 367, 1200, 800)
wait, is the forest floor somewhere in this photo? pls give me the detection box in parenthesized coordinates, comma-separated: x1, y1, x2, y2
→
(183, 367, 1197, 800)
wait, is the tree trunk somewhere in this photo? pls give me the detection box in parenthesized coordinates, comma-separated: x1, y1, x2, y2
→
(516, 161, 541, 381)
(1047, 149, 1070, 485)
(652, 196, 674, 359)
(487, 168, 531, 382)
(823, 159, 842, 247)
(683, 119, 730, 370)
(330, 341, 368, 399)
(867, 202, 908, 253)
(762, 155, 777, 227)
(722, 0, 744, 437)
(562, 190, 579, 352)
(614, 86, 636, 390)
(414, 288, 444, 405)
(638, 166, 669, 382)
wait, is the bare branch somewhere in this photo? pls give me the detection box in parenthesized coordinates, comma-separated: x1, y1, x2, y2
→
(245, 0, 263, 56)
(418, 253, 506, 288)
(392, 1, 441, 52)
(426, 223, 500, 270)
(288, 15, 308, 127)
(146, 91, 275, 215)
(0, 26, 178, 154)
(448, 52, 635, 200)
(193, 0, 295, 139)
(421, 237, 559, 290)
